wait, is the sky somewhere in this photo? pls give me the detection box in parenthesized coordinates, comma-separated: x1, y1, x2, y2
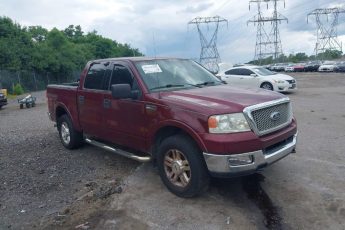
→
(1, 0, 345, 64)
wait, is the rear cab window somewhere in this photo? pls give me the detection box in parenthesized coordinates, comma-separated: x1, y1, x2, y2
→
(84, 63, 110, 90)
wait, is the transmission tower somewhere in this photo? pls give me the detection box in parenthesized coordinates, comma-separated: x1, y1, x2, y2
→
(248, 0, 288, 64)
(307, 8, 345, 57)
(188, 16, 228, 73)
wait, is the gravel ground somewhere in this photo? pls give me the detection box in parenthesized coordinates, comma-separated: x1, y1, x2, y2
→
(0, 91, 139, 229)
(1, 72, 345, 229)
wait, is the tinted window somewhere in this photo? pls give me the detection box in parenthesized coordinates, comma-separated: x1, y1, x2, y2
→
(225, 69, 240, 75)
(84, 63, 106, 90)
(109, 64, 138, 90)
(240, 69, 254, 76)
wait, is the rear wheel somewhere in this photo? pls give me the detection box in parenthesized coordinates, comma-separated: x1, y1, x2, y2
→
(57, 114, 83, 149)
(261, 82, 274, 91)
(157, 134, 209, 197)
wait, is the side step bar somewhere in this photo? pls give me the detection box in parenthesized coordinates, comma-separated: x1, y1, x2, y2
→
(85, 138, 152, 163)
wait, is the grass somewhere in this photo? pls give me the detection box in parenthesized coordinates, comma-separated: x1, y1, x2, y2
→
(7, 94, 18, 99)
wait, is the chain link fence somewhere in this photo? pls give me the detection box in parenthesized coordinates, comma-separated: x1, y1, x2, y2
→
(0, 70, 81, 93)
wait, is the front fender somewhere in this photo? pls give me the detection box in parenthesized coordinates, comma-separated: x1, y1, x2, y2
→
(149, 119, 208, 152)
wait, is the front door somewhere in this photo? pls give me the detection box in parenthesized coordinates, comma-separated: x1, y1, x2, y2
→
(103, 62, 147, 152)
(237, 68, 259, 88)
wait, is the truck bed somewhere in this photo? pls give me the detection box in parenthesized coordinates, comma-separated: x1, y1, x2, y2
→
(46, 84, 80, 130)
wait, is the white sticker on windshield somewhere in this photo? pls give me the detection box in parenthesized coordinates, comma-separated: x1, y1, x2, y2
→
(142, 64, 162, 74)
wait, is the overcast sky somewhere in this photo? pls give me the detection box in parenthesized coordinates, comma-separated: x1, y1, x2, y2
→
(1, 0, 345, 63)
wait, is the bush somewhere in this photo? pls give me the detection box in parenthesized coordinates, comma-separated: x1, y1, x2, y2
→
(13, 83, 24, 95)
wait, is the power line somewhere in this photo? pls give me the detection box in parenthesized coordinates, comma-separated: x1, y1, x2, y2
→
(248, 0, 288, 64)
(188, 16, 228, 73)
(307, 7, 345, 58)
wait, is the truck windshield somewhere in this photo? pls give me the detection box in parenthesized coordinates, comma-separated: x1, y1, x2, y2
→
(134, 59, 222, 92)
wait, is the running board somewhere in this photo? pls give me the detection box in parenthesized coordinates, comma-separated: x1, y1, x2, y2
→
(85, 138, 152, 163)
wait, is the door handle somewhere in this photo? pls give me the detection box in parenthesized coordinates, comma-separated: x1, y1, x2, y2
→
(103, 99, 111, 108)
(78, 96, 85, 105)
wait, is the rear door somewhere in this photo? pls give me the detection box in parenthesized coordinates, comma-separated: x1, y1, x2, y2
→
(102, 62, 147, 151)
(78, 62, 111, 138)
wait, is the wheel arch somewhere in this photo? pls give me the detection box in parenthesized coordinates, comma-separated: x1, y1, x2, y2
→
(150, 122, 207, 159)
(55, 103, 82, 132)
(260, 81, 274, 90)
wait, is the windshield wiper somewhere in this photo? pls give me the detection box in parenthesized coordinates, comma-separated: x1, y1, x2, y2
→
(150, 84, 185, 91)
(150, 83, 203, 90)
(196, 81, 218, 86)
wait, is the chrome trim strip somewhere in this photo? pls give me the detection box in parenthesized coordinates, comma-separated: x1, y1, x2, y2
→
(85, 138, 152, 163)
(243, 97, 292, 136)
(203, 132, 297, 174)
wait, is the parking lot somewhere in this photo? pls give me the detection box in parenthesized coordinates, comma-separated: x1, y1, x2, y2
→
(1, 72, 345, 229)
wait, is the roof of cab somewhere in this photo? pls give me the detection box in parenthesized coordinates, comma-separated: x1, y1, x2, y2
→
(90, 56, 188, 64)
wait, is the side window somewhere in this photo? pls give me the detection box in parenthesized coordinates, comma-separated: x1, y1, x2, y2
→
(225, 69, 240, 75)
(109, 64, 139, 90)
(241, 69, 254, 76)
(84, 63, 106, 90)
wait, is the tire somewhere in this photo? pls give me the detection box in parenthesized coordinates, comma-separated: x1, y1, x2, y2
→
(261, 82, 274, 91)
(26, 103, 31, 108)
(57, 114, 83, 149)
(157, 134, 209, 198)
(20, 104, 23, 109)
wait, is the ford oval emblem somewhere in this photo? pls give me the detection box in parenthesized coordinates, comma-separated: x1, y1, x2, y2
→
(270, 111, 281, 121)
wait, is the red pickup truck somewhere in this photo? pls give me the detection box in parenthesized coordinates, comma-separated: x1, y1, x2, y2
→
(47, 57, 297, 197)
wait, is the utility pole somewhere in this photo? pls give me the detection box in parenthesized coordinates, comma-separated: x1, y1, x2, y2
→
(248, 0, 288, 64)
(307, 8, 345, 58)
(188, 16, 228, 73)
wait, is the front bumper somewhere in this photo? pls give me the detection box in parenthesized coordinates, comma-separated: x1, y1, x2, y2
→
(275, 82, 297, 92)
(203, 132, 297, 177)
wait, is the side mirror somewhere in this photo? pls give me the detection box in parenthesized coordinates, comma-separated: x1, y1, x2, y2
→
(250, 73, 258, 77)
(111, 84, 139, 99)
(111, 84, 131, 99)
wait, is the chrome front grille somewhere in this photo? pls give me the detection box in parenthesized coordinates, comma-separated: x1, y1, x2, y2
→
(243, 98, 292, 136)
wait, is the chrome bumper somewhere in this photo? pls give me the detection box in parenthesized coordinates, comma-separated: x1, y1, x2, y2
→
(203, 132, 297, 175)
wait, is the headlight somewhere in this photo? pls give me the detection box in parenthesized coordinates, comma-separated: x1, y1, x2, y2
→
(274, 80, 285, 83)
(208, 113, 251, 133)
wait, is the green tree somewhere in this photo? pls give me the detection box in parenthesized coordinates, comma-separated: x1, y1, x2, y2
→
(0, 17, 143, 84)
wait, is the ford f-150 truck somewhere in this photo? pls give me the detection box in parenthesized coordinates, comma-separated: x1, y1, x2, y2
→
(47, 57, 297, 197)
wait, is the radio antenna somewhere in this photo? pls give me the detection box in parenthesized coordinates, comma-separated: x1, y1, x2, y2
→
(152, 32, 157, 59)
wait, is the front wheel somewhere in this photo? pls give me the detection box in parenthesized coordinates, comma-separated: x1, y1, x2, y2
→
(261, 82, 274, 91)
(157, 134, 209, 198)
(57, 114, 83, 149)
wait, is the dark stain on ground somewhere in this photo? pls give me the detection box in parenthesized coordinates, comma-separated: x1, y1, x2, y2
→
(242, 174, 283, 230)
(211, 173, 283, 230)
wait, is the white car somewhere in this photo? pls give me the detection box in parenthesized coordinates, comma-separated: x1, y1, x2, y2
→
(318, 61, 336, 72)
(217, 65, 297, 92)
(285, 64, 295, 72)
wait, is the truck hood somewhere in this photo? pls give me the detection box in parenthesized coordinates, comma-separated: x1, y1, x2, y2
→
(158, 85, 285, 115)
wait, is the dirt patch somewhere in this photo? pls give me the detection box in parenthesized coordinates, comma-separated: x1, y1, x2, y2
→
(40, 181, 148, 230)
